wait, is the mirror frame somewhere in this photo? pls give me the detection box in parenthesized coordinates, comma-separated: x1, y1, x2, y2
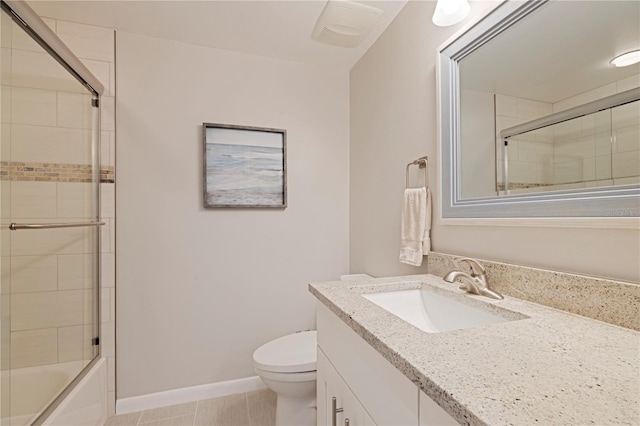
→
(438, 0, 640, 220)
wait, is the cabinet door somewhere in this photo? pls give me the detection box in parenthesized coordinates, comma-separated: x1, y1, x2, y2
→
(419, 391, 458, 426)
(317, 347, 347, 426)
(317, 303, 418, 425)
(318, 348, 376, 426)
(341, 385, 376, 426)
(317, 347, 327, 426)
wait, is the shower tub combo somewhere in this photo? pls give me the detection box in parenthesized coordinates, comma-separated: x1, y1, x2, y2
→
(1, 0, 108, 424)
(4, 359, 106, 425)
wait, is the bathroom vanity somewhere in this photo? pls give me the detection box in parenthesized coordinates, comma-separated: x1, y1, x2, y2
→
(316, 301, 457, 426)
(309, 275, 640, 425)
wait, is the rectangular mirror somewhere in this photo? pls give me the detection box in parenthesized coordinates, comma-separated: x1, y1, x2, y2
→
(439, 0, 640, 218)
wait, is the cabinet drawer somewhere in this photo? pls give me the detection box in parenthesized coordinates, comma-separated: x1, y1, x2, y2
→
(317, 303, 418, 425)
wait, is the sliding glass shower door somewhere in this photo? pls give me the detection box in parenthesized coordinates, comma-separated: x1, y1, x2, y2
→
(0, 6, 101, 425)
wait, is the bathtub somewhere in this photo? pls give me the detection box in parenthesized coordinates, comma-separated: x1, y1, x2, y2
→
(1, 358, 106, 426)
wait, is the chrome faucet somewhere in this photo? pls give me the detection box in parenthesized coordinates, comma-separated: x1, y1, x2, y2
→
(443, 257, 504, 300)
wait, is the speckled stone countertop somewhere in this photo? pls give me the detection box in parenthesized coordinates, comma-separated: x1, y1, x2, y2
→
(309, 275, 640, 426)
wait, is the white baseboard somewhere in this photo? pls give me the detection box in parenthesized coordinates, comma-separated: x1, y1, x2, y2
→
(115, 376, 266, 415)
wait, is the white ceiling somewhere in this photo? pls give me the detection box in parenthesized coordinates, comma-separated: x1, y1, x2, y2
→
(32, 1, 638, 101)
(29, 0, 408, 70)
(460, 0, 640, 103)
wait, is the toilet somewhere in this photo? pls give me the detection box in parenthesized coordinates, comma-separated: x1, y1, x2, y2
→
(253, 275, 372, 426)
(253, 330, 317, 426)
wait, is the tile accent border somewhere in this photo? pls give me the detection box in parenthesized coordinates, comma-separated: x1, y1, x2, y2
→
(0, 161, 115, 183)
(497, 182, 553, 190)
(427, 251, 640, 331)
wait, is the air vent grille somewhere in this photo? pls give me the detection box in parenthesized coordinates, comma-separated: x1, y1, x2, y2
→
(312, 1, 383, 48)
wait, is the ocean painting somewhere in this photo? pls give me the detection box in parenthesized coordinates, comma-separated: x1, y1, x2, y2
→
(204, 125, 286, 207)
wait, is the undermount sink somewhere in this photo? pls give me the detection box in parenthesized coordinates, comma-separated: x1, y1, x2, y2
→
(362, 288, 517, 333)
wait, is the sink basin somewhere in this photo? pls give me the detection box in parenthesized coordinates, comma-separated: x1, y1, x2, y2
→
(362, 289, 515, 333)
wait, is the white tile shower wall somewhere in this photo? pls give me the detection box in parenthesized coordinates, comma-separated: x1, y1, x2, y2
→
(10, 124, 90, 164)
(7, 15, 116, 412)
(552, 97, 639, 186)
(54, 18, 117, 414)
(612, 103, 640, 180)
(10, 328, 58, 369)
(553, 73, 640, 113)
(496, 76, 640, 189)
(495, 94, 553, 186)
(551, 74, 640, 187)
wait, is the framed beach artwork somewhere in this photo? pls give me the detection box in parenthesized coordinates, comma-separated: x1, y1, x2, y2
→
(203, 123, 287, 208)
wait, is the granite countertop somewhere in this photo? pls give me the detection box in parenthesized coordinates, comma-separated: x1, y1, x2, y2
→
(309, 274, 640, 426)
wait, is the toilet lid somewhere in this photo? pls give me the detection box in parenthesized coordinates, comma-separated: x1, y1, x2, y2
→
(253, 331, 317, 373)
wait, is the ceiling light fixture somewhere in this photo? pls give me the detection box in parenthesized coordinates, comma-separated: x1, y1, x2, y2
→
(312, 0, 382, 48)
(610, 50, 640, 67)
(432, 0, 470, 27)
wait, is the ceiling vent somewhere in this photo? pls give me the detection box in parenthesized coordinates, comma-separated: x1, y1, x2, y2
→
(312, 0, 383, 48)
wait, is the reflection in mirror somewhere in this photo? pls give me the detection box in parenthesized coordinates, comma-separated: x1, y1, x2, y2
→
(440, 0, 640, 218)
(498, 98, 639, 195)
(459, 1, 639, 199)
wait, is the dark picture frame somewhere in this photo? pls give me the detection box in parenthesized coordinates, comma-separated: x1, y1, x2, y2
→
(203, 123, 287, 208)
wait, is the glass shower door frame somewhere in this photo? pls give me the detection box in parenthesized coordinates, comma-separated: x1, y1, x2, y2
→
(0, 0, 105, 424)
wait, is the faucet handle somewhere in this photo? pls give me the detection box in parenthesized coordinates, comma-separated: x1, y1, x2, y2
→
(454, 257, 486, 277)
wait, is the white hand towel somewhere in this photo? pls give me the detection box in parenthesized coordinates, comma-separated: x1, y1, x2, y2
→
(423, 187, 432, 254)
(399, 187, 430, 266)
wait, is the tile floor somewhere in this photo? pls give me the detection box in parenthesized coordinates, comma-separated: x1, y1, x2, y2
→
(104, 389, 276, 426)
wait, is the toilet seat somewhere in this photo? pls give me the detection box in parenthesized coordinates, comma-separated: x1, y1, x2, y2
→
(253, 331, 317, 373)
(254, 368, 317, 383)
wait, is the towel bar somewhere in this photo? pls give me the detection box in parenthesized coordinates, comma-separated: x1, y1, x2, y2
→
(406, 156, 428, 189)
(9, 221, 105, 230)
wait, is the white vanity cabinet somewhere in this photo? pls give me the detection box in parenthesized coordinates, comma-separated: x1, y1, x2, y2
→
(317, 349, 375, 426)
(316, 303, 458, 426)
(419, 391, 459, 426)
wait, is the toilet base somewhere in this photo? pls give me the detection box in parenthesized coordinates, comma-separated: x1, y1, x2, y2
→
(275, 394, 316, 426)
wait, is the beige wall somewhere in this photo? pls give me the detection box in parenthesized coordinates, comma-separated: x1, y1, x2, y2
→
(116, 32, 350, 398)
(460, 89, 496, 198)
(350, 0, 640, 283)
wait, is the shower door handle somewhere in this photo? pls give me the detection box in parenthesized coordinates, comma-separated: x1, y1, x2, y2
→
(9, 221, 105, 230)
